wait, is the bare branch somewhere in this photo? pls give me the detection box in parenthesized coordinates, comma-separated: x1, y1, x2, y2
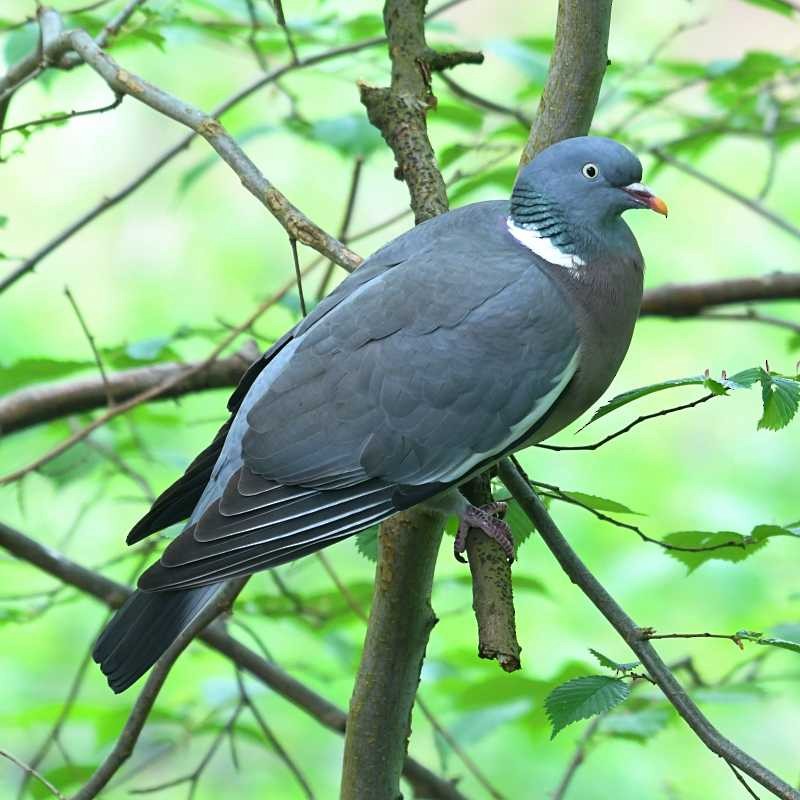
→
(0, 521, 466, 800)
(0, 270, 314, 484)
(0, 92, 122, 137)
(536, 393, 716, 451)
(437, 71, 532, 128)
(72, 579, 248, 800)
(0, 748, 65, 800)
(498, 458, 800, 800)
(316, 156, 365, 301)
(640, 273, 800, 317)
(0, 343, 255, 435)
(63, 286, 115, 408)
(0, 34, 386, 293)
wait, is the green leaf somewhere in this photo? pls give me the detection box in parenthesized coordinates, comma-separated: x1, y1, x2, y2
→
(505, 498, 535, 547)
(589, 648, 640, 673)
(355, 526, 379, 562)
(741, 0, 795, 15)
(754, 636, 800, 655)
(38, 441, 103, 486)
(563, 492, 643, 516)
(588, 376, 707, 424)
(758, 373, 800, 430)
(771, 623, 800, 642)
(0, 357, 94, 393)
(662, 525, 793, 572)
(545, 675, 630, 739)
(0, 214, 7, 228)
(448, 699, 532, 745)
(599, 707, 672, 742)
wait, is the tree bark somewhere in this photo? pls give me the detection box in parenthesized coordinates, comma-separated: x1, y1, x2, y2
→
(520, 0, 613, 165)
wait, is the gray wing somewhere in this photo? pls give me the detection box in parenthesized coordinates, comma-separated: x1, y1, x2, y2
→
(139, 202, 579, 590)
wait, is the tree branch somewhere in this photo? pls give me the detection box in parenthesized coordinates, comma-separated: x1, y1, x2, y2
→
(0, 520, 467, 800)
(497, 459, 800, 800)
(519, 0, 612, 165)
(71, 579, 248, 800)
(343, 3, 471, 797)
(640, 273, 800, 317)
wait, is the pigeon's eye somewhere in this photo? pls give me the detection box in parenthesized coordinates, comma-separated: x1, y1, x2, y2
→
(582, 163, 599, 180)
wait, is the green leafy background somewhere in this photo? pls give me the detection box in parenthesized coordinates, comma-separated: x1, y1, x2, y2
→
(1, 1, 799, 798)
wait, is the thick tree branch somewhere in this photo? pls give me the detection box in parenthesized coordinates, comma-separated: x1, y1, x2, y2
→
(0, 344, 257, 435)
(343, 3, 476, 798)
(520, 0, 612, 165)
(639, 273, 800, 317)
(0, 521, 466, 800)
(497, 459, 800, 800)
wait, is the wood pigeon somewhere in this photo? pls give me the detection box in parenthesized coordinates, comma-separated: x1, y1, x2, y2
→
(94, 135, 666, 691)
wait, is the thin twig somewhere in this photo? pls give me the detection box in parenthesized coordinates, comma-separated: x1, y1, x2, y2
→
(0, 269, 316, 485)
(63, 286, 115, 408)
(234, 670, 315, 798)
(728, 761, 764, 800)
(0, 93, 122, 137)
(289, 238, 307, 316)
(528, 475, 751, 555)
(0, 748, 66, 799)
(316, 156, 365, 301)
(651, 148, 800, 243)
(72, 580, 248, 800)
(698, 309, 800, 337)
(551, 716, 602, 800)
(537, 393, 715, 452)
(273, 0, 299, 64)
(0, 520, 466, 800)
(498, 459, 800, 800)
(437, 72, 531, 128)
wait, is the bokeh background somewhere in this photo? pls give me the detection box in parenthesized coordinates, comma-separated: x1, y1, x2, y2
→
(1, 0, 799, 797)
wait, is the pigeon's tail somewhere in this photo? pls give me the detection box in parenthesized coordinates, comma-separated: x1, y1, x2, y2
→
(92, 583, 221, 693)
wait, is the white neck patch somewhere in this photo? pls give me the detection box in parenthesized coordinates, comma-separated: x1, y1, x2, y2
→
(506, 217, 585, 269)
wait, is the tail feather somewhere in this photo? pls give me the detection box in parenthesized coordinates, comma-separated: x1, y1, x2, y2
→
(93, 584, 221, 693)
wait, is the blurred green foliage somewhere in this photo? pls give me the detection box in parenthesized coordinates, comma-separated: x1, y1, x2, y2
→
(1, 1, 799, 798)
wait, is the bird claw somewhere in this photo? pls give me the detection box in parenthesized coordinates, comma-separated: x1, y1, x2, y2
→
(454, 502, 515, 564)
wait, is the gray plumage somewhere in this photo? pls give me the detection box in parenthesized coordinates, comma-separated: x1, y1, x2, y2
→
(94, 136, 662, 691)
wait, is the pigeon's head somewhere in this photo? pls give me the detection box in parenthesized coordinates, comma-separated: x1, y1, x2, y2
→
(510, 136, 667, 235)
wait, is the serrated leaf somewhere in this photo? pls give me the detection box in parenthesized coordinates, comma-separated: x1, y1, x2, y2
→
(588, 376, 707, 424)
(662, 525, 793, 572)
(771, 623, 800, 642)
(599, 707, 672, 742)
(589, 648, 640, 673)
(505, 498, 535, 547)
(355, 526, 378, 562)
(563, 491, 642, 516)
(758, 373, 800, 431)
(545, 675, 630, 739)
(755, 636, 800, 655)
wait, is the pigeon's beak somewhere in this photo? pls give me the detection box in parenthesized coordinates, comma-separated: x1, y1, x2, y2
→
(622, 182, 668, 217)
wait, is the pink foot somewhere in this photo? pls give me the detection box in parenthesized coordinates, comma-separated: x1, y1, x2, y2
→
(454, 502, 514, 564)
